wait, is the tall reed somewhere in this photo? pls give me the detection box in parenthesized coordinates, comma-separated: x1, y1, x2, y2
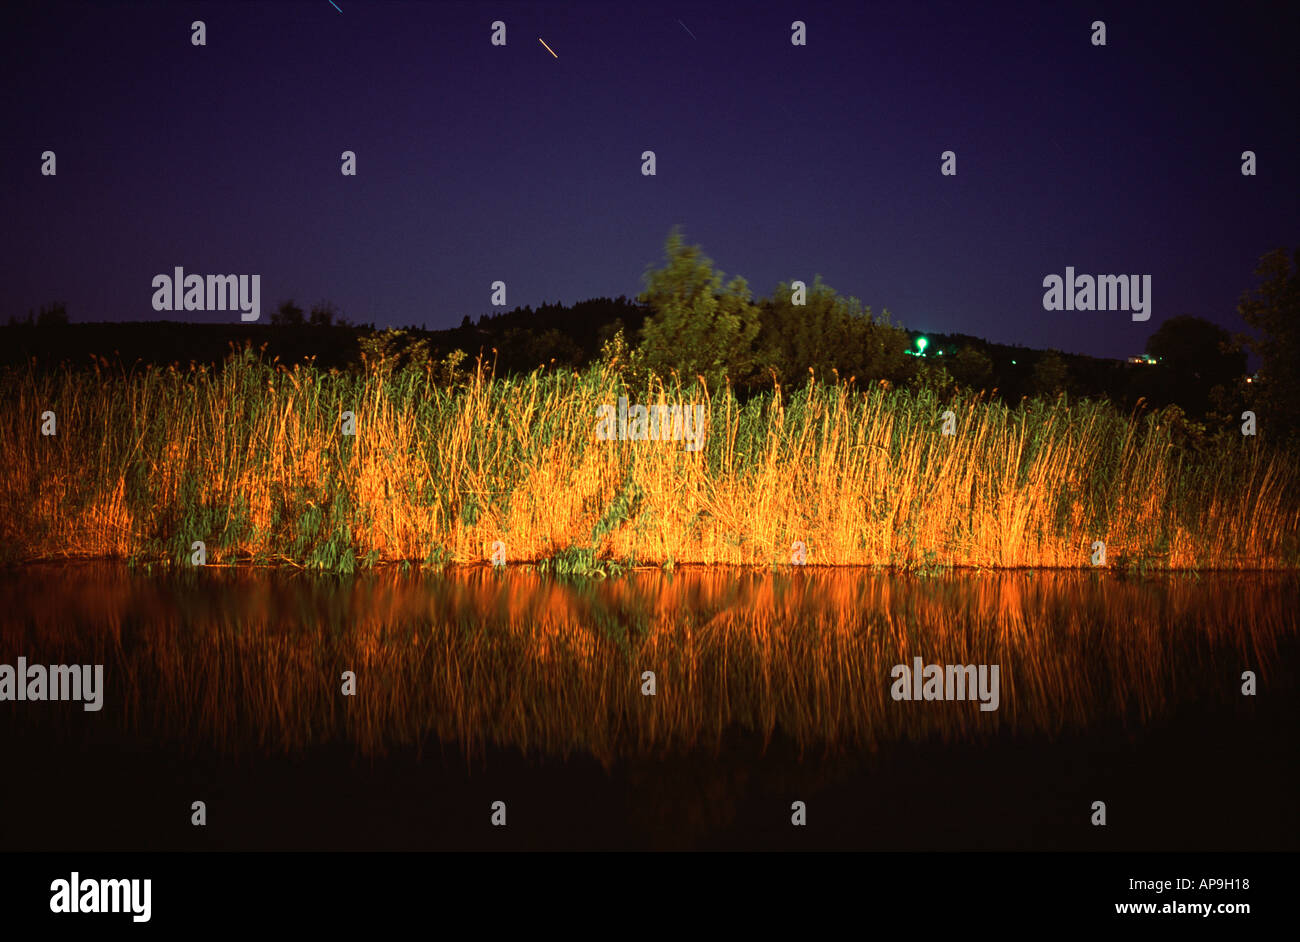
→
(1, 350, 1296, 569)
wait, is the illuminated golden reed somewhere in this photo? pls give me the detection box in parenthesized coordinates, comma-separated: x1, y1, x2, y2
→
(1, 350, 1296, 569)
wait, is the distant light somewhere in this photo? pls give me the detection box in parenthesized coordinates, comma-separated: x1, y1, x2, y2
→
(1011, 359, 1017, 365)
(915, 336, 928, 354)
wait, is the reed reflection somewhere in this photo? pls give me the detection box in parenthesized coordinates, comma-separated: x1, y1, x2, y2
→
(0, 565, 1290, 762)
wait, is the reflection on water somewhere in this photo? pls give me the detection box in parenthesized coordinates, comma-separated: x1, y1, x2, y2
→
(0, 564, 1293, 761)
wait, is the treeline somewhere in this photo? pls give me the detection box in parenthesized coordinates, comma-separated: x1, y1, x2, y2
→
(0, 296, 650, 377)
(5, 235, 1297, 439)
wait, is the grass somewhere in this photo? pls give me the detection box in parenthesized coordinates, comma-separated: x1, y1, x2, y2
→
(1, 346, 1297, 570)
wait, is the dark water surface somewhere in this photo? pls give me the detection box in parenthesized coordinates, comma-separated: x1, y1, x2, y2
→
(1, 564, 1295, 850)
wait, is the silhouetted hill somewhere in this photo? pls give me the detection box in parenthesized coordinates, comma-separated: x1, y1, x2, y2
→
(0, 298, 1228, 417)
(0, 296, 651, 376)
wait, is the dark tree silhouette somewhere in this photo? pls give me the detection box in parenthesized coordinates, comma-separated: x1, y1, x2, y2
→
(1145, 315, 1245, 418)
(1238, 247, 1300, 440)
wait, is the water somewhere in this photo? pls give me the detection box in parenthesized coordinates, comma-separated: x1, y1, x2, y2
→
(1, 564, 1295, 850)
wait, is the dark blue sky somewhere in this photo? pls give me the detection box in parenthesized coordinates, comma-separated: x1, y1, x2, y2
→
(2, 0, 1295, 358)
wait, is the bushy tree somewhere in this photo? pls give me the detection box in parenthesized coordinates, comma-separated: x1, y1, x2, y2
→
(910, 359, 956, 397)
(637, 228, 761, 387)
(1145, 315, 1245, 418)
(757, 276, 909, 387)
(948, 345, 994, 392)
(1030, 350, 1070, 397)
(357, 328, 431, 374)
(598, 326, 649, 388)
(498, 326, 583, 369)
(10, 302, 69, 327)
(270, 300, 305, 326)
(1238, 247, 1300, 440)
(38, 302, 69, 326)
(309, 301, 339, 327)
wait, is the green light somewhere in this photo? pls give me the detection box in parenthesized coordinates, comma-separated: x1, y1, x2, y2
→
(915, 336, 928, 354)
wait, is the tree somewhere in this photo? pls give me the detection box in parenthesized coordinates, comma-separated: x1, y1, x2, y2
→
(308, 301, 339, 327)
(1145, 315, 1245, 418)
(948, 345, 994, 392)
(756, 276, 909, 387)
(637, 228, 761, 387)
(34, 302, 68, 326)
(271, 300, 305, 326)
(498, 326, 583, 370)
(1238, 247, 1300, 440)
(1030, 350, 1070, 397)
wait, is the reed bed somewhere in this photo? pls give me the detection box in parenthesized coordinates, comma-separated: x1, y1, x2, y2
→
(1, 565, 1292, 761)
(1, 350, 1297, 569)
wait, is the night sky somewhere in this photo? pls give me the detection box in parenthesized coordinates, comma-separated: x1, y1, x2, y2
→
(2, 0, 1295, 359)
